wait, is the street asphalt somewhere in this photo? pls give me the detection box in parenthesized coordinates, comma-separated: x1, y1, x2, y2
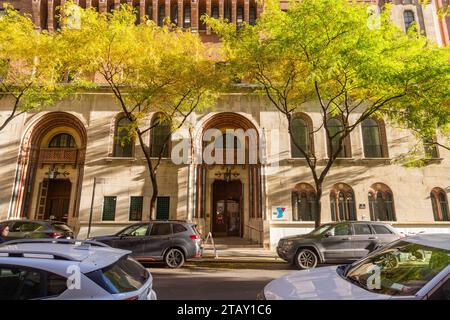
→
(145, 260, 298, 300)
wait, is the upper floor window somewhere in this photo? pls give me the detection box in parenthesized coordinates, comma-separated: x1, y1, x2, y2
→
(423, 136, 439, 159)
(150, 114, 171, 158)
(237, 6, 244, 25)
(362, 118, 387, 158)
(330, 184, 356, 221)
(171, 5, 178, 24)
(212, 6, 219, 19)
(403, 10, 415, 31)
(113, 117, 133, 157)
(158, 5, 165, 26)
(327, 118, 351, 158)
(292, 183, 317, 221)
(224, 0, 231, 21)
(368, 183, 396, 221)
(184, 5, 191, 28)
(147, 5, 153, 21)
(249, 6, 256, 25)
(431, 188, 449, 222)
(290, 114, 314, 158)
(48, 133, 76, 148)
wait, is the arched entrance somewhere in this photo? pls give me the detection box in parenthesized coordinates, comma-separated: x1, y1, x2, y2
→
(193, 112, 263, 243)
(10, 112, 87, 227)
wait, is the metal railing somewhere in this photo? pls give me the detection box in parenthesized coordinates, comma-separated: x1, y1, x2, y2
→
(38, 148, 79, 164)
(203, 232, 219, 259)
(244, 224, 263, 245)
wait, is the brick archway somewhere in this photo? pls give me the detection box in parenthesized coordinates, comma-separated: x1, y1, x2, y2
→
(10, 112, 87, 220)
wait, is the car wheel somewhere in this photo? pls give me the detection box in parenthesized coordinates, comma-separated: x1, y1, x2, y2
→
(295, 248, 318, 270)
(164, 248, 185, 268)
(382, 253, 398, 269)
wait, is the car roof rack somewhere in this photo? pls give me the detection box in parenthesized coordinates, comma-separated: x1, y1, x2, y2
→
(0, 238, 110, 248)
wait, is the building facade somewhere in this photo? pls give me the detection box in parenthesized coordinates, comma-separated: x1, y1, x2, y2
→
(0, 0, 449, 249)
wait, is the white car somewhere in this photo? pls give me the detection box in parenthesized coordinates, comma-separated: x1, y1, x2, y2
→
(261, 233, 450, 300)
(0, 239, 157, 300)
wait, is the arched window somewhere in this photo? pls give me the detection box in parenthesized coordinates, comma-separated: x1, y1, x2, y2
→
(330, 184, 356, 221)
(403, 10, 415, 31)
(48, 133, 77, 148)
(113, 117, 133, 157)
(423, 136, 439, 159)
(368, 183, 396, 221)
(292, 183, 317, 221)
(362, 118, 387, 158)
(327, 118, 351, 158)
(291, 114, 314, 158)
(150, 114, 171, 158)
(431, 188, 449, 221)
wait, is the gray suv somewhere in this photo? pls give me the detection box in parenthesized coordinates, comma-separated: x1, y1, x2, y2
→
(89, 220, 203, 268)
(277, 221, 402, 269)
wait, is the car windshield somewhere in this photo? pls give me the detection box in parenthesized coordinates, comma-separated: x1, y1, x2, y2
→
(117, 225, 141, 236)
(309, 224, 333, 236)
(344, 240, 450, 296)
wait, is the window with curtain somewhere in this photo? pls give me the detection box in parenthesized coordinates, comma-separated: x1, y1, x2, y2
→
(292, 184, 317, 221)
(368, 184, 396, 221)
(113, 117, 133, 157)
(330, 184, 356, 221)
(150, 116, 171, 158)
(431, 188, 449, 221)
(327, 118, 349, 158)
(362, 118, 384, 158)
(403, 10, 415, 31)
(49, 133, 76, 148)
(290, 116, 312, 158)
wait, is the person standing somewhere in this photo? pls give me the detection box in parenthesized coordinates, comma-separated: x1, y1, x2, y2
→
(0, 225, 9, 243)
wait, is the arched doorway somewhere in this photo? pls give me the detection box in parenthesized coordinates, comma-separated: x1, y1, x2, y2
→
(10, 112, 87, 227)
(193, 112, 263, 242)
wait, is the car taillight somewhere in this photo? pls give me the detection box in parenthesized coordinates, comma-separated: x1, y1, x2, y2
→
(124, 295, 139, 300)
(190, 234, 200, 240)
(47, 232, 63, 238)
(399, 233, 406, 238)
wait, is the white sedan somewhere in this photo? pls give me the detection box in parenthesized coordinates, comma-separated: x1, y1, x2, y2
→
(0, 239, 157, 300)
(261, 233, 450, 300)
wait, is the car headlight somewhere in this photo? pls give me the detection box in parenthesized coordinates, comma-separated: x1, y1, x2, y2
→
(283, 240, 294, 248)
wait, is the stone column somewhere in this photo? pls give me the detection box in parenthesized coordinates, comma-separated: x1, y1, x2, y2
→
(152, 0, 158, 23)
(231, 0, 237, 25)
(99, 0, 108, 13)
(31, 0, 41, 30)
(256, 0, 262, 18)
(206, 0, 212, 34)
(165, 0, 171, 23)
(60, 0, 66, 6)
(48, 0, 54, 31)
(191, 0, 198, 31)
(219, 0, 224, 19)
(178, 0, 183, 27)
(244, 0, 249, 23)
(114, 0, 121, 9)
(140, 0, 146, 22)
(86, 0, 92, 8)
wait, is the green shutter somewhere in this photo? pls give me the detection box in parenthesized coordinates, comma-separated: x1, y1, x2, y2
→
(156, 196, 170, 220)
(102, 196, 117, 221)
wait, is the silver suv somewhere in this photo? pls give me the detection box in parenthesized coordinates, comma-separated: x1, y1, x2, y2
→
(0, 239, 157, 300)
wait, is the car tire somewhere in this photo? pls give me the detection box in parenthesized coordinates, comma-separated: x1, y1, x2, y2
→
(295, 248, 318, 270)
(164, 248, 185, 268)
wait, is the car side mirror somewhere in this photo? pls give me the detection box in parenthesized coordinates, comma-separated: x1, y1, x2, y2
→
(324, 231, 333, 238)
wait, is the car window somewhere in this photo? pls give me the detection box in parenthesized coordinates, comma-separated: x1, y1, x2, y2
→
(10, 222, 26, 232)
(46, 273, 68, 297)
(353, 224, 372, 235)
(117, 225, 141, 236)
(330, 223, 351, 236)
(128, 224, 149, 237)
(345, 241, 450, 296)
(150, 223, 172, 236)
(20, 222, 44, 232)
(372, 225, 393, 235)
(429, 278, 450, 300)
(173, 224, 187, 234)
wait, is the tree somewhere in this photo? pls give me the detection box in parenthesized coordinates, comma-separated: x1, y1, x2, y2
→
(61, 3, 222, 218)
(205, 0, 450, 227)
(0, 4, 72, 132)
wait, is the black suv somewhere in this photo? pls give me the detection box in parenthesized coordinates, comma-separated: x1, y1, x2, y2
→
(89, 220, 203, 268)
(277, 221, 401, 269)
(0, 220, 74, 240)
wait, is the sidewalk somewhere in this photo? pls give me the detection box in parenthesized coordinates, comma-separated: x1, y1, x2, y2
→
(199, 245, 283, 263)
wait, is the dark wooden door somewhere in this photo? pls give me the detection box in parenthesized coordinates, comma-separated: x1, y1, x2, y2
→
(212, 180, 242, 237)
(44, 179, 71, 222)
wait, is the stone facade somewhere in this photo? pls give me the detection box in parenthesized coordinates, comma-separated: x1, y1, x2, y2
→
(0, 0, 449, 249)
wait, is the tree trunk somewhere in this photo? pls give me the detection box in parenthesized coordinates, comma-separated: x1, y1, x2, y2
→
(149, 169, 158, 220)
(314, 182, 323, 229)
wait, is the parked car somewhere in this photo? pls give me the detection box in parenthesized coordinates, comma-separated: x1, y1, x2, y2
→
(0, 238, 157, 300)
(0, 219, 74, 240)
(260, 233, 450, 300)
(277, 221, 402, 269)
(88, 220, 203, 268)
